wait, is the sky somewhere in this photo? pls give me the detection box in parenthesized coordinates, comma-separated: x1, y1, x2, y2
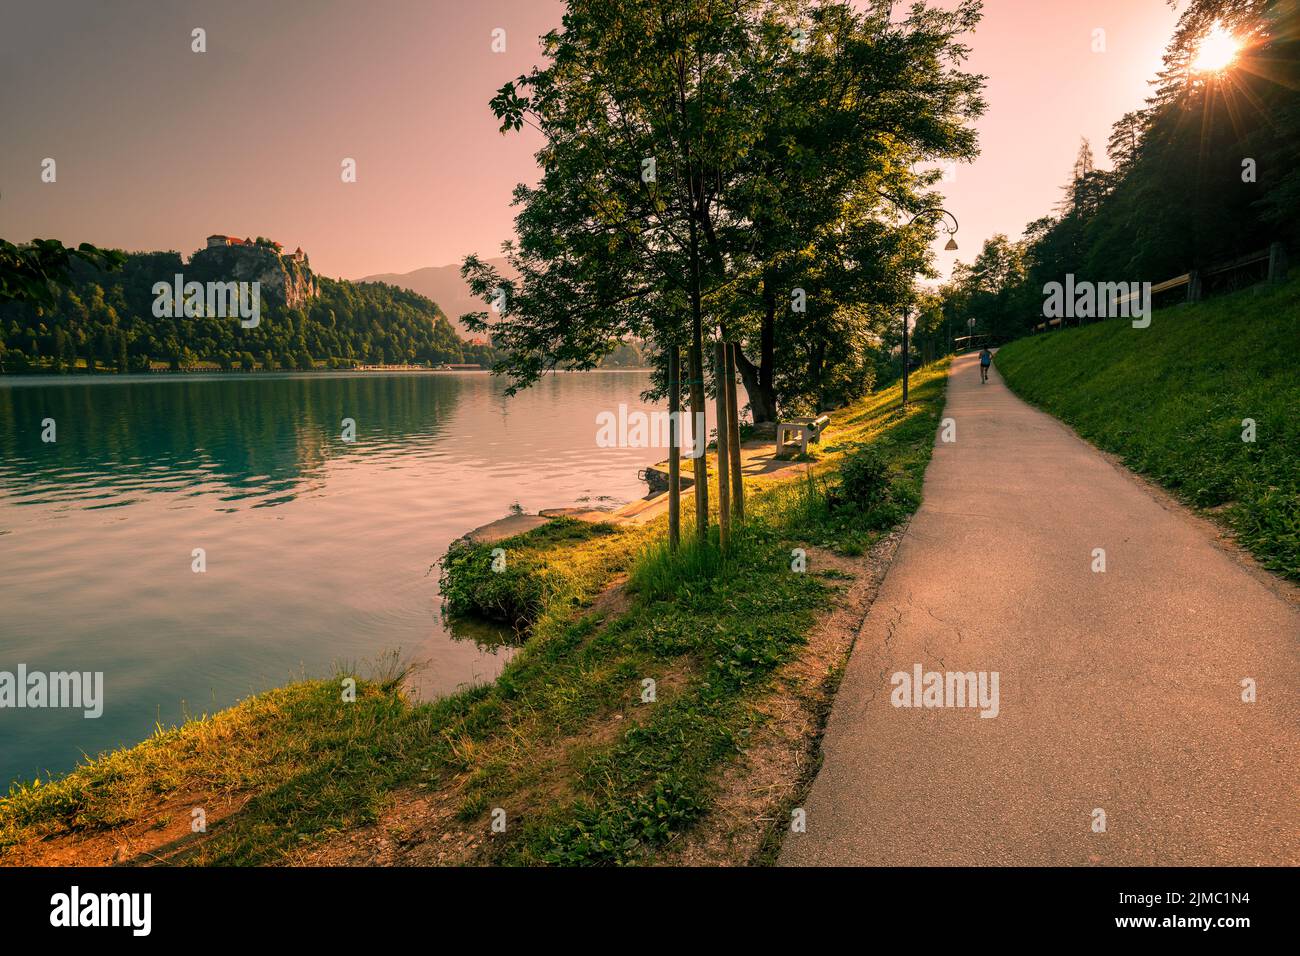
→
(0, 0, 1181, 281)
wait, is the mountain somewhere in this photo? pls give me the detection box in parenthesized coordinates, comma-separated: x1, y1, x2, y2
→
(360, 258, 517, 336)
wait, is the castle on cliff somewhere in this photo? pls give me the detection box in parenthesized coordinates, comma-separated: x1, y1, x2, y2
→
(207, 234, 306, 262)
(196, 235, 316, 307)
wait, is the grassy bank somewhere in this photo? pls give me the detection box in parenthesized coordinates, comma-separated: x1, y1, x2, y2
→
(1, 360, 951, 865)
(995, 279, 1299, 581)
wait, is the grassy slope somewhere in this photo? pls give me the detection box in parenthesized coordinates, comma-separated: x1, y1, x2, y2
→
(995, 279, 1299, 581)
(1, 361, 951, 864)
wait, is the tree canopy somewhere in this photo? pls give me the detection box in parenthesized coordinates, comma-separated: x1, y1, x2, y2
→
(463, 0, 986, 419)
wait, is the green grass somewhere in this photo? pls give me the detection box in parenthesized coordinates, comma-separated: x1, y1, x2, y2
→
(996, 279, 1299, 580)
(0, 658, 474, 864)
(0, 360, 952, 865)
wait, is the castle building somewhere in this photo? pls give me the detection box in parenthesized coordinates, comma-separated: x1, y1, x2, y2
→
(206, 235, 298, 257)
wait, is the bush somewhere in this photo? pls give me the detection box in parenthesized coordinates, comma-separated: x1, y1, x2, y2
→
(834, 444, 890, 512)
(438, 518, 623, 631)
(438, 538, 546, 629)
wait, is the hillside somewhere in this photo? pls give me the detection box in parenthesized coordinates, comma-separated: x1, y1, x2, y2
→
(360, 258, 516, 337)
(360, 258, 652, 369)
(995, 279, 1300, 581)
(0, 243, 496, 373)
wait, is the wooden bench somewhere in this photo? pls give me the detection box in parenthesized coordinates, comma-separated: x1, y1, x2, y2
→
(776, 414, 830, 456)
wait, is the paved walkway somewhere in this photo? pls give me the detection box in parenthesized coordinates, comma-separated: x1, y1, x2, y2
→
(781, 352, 1300, 866)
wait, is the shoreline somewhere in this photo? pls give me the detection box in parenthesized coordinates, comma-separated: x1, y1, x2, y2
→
(0, 366, 656, 382)
(1, 363, 953, 865)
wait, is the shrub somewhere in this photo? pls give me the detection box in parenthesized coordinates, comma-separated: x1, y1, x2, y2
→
(438, 518, 623, 631)
(834, 444, 890, 512)
(438, 537, 547, 629)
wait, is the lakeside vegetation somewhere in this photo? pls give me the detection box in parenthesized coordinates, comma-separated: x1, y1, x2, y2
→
(996, 280, 1299, 582)
(0, 361, 949, 865)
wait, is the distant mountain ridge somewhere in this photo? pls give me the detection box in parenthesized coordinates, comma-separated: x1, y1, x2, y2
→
(359, 257, 650, 369)
(360, 257, 516, 336)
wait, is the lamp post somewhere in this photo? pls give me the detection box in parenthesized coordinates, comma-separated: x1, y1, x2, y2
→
(901, 208, 959, 407)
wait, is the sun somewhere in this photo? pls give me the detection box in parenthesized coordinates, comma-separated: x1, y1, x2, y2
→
(1192, 23, 1241, 73)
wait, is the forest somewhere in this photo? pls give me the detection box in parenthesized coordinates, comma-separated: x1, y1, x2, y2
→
(0, 247, 496, 373)
(932, 0, 1299, 346)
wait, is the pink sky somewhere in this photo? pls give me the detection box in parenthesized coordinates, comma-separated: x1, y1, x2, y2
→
(0, 0, 1178, 281)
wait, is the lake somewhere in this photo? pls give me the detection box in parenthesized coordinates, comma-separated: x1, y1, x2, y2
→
(0, 369, 694, 789)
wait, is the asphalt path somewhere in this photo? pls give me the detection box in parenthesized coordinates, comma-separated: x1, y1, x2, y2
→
(781, 352, 1300, 865)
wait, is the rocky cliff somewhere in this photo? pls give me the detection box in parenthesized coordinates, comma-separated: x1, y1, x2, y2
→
(188, 243, 318, 309)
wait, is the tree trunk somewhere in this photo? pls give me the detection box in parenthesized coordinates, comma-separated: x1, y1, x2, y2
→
(713, 341, 731, 552)
(725, 342, 744, 523)
(688, 190, 709, 543)
(810, 341, 826, 407)
(734, 275, 778, 423)
(667, 344, 680, 551)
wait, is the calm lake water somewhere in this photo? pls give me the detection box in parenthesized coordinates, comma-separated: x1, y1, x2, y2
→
(0, 370, 682, 789)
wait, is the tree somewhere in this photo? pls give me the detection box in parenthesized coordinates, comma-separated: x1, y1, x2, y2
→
(943, 235, 1026, 341)
(466, 0, 771, 542)
(464, 0, 988, 543)
(722, 0, 984, 420)
(0, 240, 124, 305)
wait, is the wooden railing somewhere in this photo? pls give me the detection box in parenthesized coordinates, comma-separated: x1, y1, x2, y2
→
(1032, 241, 1288, 333)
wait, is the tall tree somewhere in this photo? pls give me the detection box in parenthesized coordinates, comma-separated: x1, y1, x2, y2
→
(464, 0, 770, 540)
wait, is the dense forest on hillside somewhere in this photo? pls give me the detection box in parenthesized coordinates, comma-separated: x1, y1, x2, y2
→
(931, 0, 1299, 345)
(0, 249, 497, 373)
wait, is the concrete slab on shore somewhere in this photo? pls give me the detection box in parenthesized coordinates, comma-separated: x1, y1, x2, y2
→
(462, 436, 816, 543)
(463, 513, 551, 544)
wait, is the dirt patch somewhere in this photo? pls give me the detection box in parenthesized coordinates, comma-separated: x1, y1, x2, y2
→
(2, 792, 252, 867)
(294, 782, 485, 867)
(654, 527, 907, 866)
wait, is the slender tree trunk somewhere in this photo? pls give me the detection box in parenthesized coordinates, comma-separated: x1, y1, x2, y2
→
(901, 307, 910, 407)
(725, 342, 744, 523)
(713, 341, 731, 552)
(688, 196, 709, 542)
(733, 350, 768, 422)
(667, 344, 681, 551)
(810, 341, 826, 407)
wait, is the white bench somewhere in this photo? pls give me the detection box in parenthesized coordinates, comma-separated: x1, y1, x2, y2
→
(776, 414, 830, 456)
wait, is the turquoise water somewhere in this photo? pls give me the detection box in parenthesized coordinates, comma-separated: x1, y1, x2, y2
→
(0, 370, 668, 788)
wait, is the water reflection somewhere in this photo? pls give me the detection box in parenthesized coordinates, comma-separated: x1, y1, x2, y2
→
(0, 372, 465, 510)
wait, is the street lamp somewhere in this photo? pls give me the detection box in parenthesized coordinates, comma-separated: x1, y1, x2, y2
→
(901, 207, 959, 407)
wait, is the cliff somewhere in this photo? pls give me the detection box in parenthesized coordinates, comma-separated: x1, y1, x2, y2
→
(188, 242, 318, 309)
